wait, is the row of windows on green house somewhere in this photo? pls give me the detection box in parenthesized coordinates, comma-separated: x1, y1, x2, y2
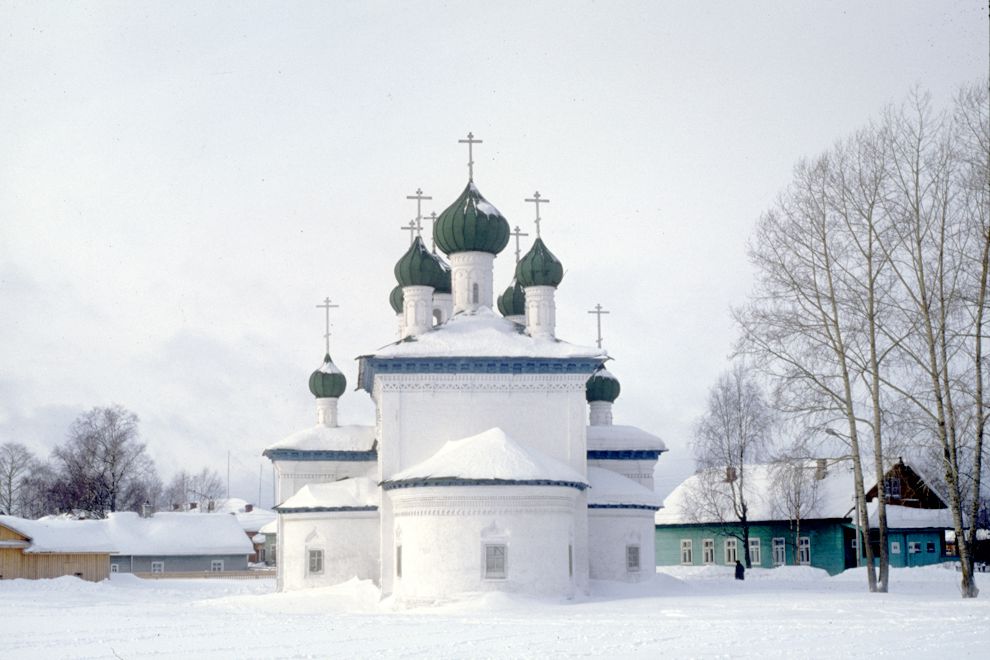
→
(655, 523, 949, 575)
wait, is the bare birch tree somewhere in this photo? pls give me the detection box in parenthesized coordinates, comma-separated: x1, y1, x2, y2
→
(0, 442, 38, 516)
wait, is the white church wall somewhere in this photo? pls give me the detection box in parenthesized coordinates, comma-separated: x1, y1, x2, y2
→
(279, 511, 380, 591)
(587, 508, 656, 583)
(273, 460, 376, 505)
(587, 459, 657, 491)
(387, 485, 582, 601)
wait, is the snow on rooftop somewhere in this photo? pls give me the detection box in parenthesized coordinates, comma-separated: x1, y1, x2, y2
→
(655, 461, 857, 525)
(587, 424, 667, 452)
(278, 477, 379, 510)
(587, 467, 662, 509)
(211, 499, 277, 532)
(104, 512, 253, 556)
(265, 424, 376, 453)
(0, 515, 115, 554)
(366, 308, 605, 360)
(389, 428, 587, 485)
(868, 503, 954, 529)
(594, 368, 617, 380)
(258, 519, 277, 535)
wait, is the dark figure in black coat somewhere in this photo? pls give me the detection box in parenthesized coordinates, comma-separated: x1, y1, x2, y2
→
(735, 560, 745, 580)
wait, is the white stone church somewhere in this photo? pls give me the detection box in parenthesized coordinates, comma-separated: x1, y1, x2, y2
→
(264, 138, 666, 601)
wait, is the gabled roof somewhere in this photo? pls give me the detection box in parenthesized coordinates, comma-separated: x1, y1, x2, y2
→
(0, 515, 115, 554)
(868, 502, 954, 529)
(104, 512, 253, 556)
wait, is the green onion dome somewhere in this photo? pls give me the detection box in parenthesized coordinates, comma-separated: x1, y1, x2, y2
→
(394, 236, 444, 288)
(389, 285, 404, 314)
(309, 354, 347, 398)
(434, 182, 511, 256)
(432, 253, 452, 294)
(515, 237, 564, 288)
(497, 280, 526, 317)
(586, 367, 620, 403)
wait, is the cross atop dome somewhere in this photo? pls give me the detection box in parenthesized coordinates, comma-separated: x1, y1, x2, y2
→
(524, 191, 551, 238)
(587, 303, 610, 349)
(458, 132, 483, 181)
(316, 297, 340, 354)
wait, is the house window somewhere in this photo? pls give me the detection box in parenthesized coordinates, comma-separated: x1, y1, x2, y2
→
(472, 283, 479, 304)
(308, 549, 324, 575)
(258, 548, 266, 563)
(626, 545, 641, 572)
(680, 540, 693, 565)
(891, 541, 901, 555)
(110, 564, 119, 574)
(749, 538, 761, 566)
(798, 537, 811, 565)
(211, 560, 224, 572)
(568, 545, 573, 577)
(772, 538, 786, 566)
(884, 477, 901, 500)
(908, 542, 921, 554)
(484, 543, 507, 579)
(927, 542, 936, 553)
(396, 545, 402, 578)
(724, 538, 738, 564)
(151, 561, 164, 574)
(702, 539, 715, 564)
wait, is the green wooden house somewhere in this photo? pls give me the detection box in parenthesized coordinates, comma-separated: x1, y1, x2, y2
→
(654, 459, 952, 575)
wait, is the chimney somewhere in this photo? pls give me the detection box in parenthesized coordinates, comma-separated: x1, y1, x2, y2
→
(245, 503, 254, 513)
(815, 459, 828, 480)
(725, 466, 737, 482)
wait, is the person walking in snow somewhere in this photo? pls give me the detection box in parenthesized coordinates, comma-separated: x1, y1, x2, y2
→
(735, 560, 745, 580)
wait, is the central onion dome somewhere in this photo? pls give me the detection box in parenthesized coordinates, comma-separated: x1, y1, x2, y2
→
(515, 238, 564, 288)
(389, 285, 404, 313)
(586, 366, 620, 403)
(497, 280, 526, 317)
(395, 236, 445, 287)
(434, 182, 511, 255)
(309, 354, 347, 398)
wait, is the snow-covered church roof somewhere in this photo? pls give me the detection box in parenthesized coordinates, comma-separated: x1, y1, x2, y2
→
(264, 424, 376, 454)
(384, 427, 587, 489)
(587, 424, 667, 453)
(0, 515, 115, 554)
(276, 477, 379, 512)
(587, 467, 662, 510)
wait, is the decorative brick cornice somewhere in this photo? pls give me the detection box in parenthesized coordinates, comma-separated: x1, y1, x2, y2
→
(359, 356, 601, 392)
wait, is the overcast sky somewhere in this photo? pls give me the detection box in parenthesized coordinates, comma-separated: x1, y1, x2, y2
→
(1, 1, 987, 507)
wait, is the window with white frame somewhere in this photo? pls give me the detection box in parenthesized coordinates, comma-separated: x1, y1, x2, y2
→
(908, 542, 921, 554)
(308, 549, 324, 575)
(891, 541, 901, 555)
(110, 564, 119, 574)
(151, 561, 164, 574)
(484, 543, 507, 579)
(798, 537, 811, 565)
(772, 538, 786, 566)
(748, 538, 761, 566)
(626, 545, 641, 572)
(702, 539, 715, 564)
(680, 539, 693, 565)
(210, 560, 223, 572)
(884, 477, 902, 500)
(724, 538, 738, 564)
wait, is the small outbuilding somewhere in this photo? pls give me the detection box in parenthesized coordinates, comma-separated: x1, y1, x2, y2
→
(0, 515, 114, 582)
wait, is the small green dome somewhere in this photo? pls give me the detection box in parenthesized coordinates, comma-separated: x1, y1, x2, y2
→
(389, 285, 404, 314)
(432, 254, 452, 294)
(309, 354, 347, 398)
(434, 182, 510, 256)
(394, 236, 444, 288)
(497, 280, 526, 317)
(586, 367, 620, 403)
(515, 237, 564, 288)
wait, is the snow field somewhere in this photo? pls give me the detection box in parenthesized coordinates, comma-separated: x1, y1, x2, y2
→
(1, 565, 988, 658)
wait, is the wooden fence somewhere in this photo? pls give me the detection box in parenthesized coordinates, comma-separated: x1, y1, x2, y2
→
(132, 569, 275, 580)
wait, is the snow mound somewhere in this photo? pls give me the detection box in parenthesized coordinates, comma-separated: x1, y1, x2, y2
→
(277, 477, 379, 510)
(265, 424, 376, 453)
(587, 467, 662, 508)
(388, 428, 587, 485)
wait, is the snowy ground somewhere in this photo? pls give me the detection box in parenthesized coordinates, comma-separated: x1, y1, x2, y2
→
(2, 565, 988, 658)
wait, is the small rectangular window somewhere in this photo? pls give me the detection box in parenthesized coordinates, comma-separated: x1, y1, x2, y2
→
(110, 564, 119, 574)
(702, 539, 715, 564)
(151, 561, 164, 574)
(908, 542, 921, 554)
(568, 545, 573, 577)
(927, 542, 935, 553)
(748, 538, 761, 566)
(884, 477, 902, 500)
(308, 549, 324, 575)
(680, 539, 693, 565)
(724, 538, 738, 564)
(211, 560, 224, 572)
(396, 545, 402, 578)
(891, 541, 901, 555)
(626, 545, 641, 572)
(772, 538, 786, 566)
(485, 544, 507, 579)
(798, 537, 811, 565)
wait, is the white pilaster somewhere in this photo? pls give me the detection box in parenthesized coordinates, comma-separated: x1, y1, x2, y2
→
(402, 285, 434, 337)
(433, 292, 453, 325)
(589, 400, 613, 426)
(450, 251, 494, 313)
(524, 285, 556, 339)
(316, 397, 339, 427)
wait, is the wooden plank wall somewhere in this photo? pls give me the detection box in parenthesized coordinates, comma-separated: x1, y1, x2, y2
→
(0, 549, 110, 582)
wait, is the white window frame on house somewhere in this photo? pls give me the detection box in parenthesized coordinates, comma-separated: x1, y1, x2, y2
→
(772, 538, 786, 566)
(680, 539, 693, 565)
(884, 477, 902, 500)
(151, 561, 164, 574)
(908, 541, 921, 554)
(110, 563, 119, 574)
(891, 541, 901, 555)
(308, 549, 324, 575)
(724, 538, 738, 564)
(484, 543, 507, 580)
(626, 545, 641, 572)
(211, 560, 224, 573)
(798, 537, 811, 565)
(702, 539, 715, 564)
(748, 538, 761, 566)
